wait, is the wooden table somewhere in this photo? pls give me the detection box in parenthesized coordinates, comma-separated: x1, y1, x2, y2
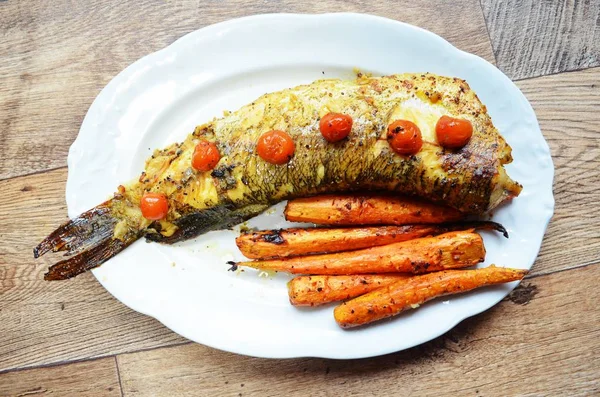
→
(1, 1, 599, 395)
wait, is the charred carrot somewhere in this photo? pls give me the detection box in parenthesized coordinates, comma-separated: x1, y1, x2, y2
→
(288, 274, 409, 306)
(236, 221, 506, 260)
(284, 194, 464, 226)
(334, 266, 528, 328)
(232, 230, 485, 275)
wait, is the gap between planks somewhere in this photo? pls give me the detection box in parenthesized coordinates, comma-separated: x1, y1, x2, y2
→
(114, 356, 125, 397)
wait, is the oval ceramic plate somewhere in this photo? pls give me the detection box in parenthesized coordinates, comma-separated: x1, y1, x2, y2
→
(67, 13, 554, 359)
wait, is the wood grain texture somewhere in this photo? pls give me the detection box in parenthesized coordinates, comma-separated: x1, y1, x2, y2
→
(481, 0, 600, 80)
(516, 67, 600, 275)
(0, 0, 494, 179)
(0, 357, 121, 397)
(2, 2, 600, 393)
(0, 168, 187, 373)
(115, 264, 600, 396)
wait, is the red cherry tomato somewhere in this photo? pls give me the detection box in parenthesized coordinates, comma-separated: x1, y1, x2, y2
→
(140, 193, 169, 220)
(192, 140, 221, 171)
(435, 115, 473, 148)
(387, 120, 423, 155)
(256, 130, 295, 165)
(319, 112, 353, 142)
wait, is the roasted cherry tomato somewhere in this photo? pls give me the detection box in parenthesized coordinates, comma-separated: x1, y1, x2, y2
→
(192, 140, 221, 171)
(435, 115, 473, 149)
(140, 193, 169, 220)
(387, 120, 423, 155)
(256, 130, 295, 165)
(319, 112, 353, 142)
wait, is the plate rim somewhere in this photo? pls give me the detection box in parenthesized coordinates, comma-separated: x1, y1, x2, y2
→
(67, 12, 555, 359)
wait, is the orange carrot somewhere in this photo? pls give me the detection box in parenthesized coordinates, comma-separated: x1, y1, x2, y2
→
(237, 225, 444, 260)
(287, 274, 410, 306)
(236, 222, 507, 260)
(231, 230, 485, 275)
(334, 266, 528, 328)
(284, 194, 463, 226)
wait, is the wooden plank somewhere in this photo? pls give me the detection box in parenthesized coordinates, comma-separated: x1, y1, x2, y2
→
(0, 168, 187, 373)
(0, 357, 121, 397)
(0, 0, 494, 179)
(116, 264, 600, 396)
(516, 68, 600, 275)
(481, 0, 600, 80)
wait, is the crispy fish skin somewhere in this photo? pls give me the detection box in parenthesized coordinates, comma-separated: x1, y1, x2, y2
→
(141, 73, 520, 240)
(218, 74, 518, 208)
(36, 73, 521, 279)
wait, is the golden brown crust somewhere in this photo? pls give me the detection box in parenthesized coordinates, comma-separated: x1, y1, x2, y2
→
(121, 73, 522, 243)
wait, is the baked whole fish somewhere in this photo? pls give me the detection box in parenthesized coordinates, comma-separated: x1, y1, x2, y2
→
(35, 73, 522, 280)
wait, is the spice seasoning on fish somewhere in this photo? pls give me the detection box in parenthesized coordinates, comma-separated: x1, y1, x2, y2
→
(35, 73, 523, 280)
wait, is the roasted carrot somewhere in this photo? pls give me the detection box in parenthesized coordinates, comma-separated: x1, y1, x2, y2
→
(284, 194, 464, 226)
(334, 266, 528, 328)
(236, 221, 507, 260)
(288, 274, 410, 306)
(231, 230, 485, 275)
(237, 225, 440, 260)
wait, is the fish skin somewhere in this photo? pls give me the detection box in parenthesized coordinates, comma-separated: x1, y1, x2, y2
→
(134, 73, 520, 242)
(37, 73, 522, 278)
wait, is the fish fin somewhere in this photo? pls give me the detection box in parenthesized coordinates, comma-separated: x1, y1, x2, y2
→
(44, 236, 136, 280)
(34, 200, 117, 258)
(146, 203, 270, 244)
(35, 199, 141, 280)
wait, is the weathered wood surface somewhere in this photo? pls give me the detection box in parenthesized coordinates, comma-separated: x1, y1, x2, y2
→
(1, 0, 599, 395)
(0, 358, 121, 397)
(515, 68, 600, 275)
(481, 0, 600, 80)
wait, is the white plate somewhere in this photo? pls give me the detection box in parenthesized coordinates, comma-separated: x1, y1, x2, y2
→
(67, 13, 554, 359)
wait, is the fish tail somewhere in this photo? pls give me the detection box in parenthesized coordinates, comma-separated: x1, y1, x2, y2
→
(34, 199, 140, 280)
